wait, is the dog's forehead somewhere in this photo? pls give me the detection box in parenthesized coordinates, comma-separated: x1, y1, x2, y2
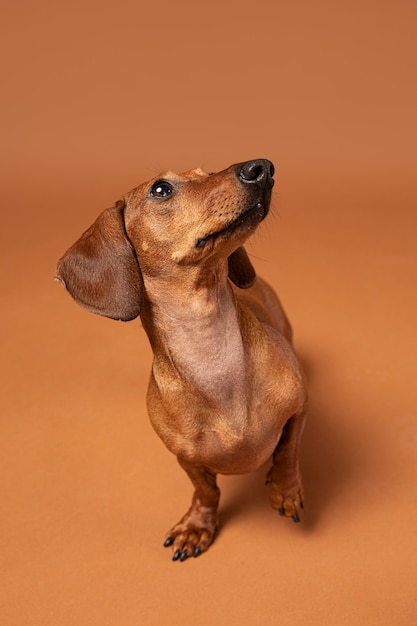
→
(162, 167, 209, 181)
(181, 167, 209, 179)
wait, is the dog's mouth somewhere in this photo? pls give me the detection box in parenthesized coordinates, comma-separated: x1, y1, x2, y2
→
(196, 201, 269, 249)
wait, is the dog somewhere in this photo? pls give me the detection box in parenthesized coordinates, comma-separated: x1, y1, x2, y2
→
(55, 159, 307, 561)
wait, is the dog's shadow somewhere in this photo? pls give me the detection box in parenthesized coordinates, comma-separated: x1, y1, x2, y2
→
(219, 348, 358, 533)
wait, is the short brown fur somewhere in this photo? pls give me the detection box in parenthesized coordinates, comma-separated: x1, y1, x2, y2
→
(56, 160, 307, 561)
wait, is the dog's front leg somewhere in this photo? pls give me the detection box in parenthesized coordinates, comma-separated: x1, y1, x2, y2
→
(266, 406, 307, 522)
(164, 459, 220, 561)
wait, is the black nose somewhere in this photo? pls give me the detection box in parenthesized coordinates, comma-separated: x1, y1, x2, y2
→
(238, 159, 275, 187)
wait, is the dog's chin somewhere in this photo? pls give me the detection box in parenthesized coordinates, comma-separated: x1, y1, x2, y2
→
(196, 201, 269, 250)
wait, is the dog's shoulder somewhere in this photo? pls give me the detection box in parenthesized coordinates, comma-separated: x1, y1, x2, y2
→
(232, 276, 293, 343)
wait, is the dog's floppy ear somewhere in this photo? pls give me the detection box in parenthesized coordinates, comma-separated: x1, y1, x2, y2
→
(227, 246, 256, 289)
(55, 199, 142, 321)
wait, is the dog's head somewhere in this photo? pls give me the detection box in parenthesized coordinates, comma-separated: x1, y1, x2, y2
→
(55, 159, 274, 321)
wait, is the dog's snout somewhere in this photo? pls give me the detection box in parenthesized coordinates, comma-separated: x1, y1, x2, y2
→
(238, 159, 274, 188)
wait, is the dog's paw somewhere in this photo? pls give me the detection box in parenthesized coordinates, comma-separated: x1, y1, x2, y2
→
(163, 514, 218, 562)
(265, 467, 304, 523)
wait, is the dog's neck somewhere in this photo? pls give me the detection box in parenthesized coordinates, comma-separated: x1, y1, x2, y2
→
(142, 262, 230, 319)
(140, 261, 247, 412)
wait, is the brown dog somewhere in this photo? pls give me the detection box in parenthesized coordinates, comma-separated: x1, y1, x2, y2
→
(55, 159, 307, 561)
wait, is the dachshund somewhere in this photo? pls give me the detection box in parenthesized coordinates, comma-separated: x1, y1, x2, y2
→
(55, 159, 307, 561)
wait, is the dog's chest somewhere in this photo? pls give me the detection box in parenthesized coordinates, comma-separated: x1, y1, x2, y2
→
(161, 308, 247, 410)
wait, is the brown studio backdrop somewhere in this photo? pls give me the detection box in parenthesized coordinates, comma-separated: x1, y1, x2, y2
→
(1, 1, 416, 625)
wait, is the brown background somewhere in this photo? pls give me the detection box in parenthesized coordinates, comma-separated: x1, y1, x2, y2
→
(1, 1, 416, 624)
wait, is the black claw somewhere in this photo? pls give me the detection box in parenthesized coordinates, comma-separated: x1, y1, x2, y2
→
(278, 507, 285, 516)
(193, 546, 202, 558)
(300, 501, 304, 509)
(164, 537, 174, 547)
(265, 478, 271, 485)
(292, 513, 301, 523)
(172, 549, 181, 561)
(179, 550, 188, 562)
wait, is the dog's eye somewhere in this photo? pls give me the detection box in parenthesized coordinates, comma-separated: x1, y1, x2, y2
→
(150, 180, 174, 199)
